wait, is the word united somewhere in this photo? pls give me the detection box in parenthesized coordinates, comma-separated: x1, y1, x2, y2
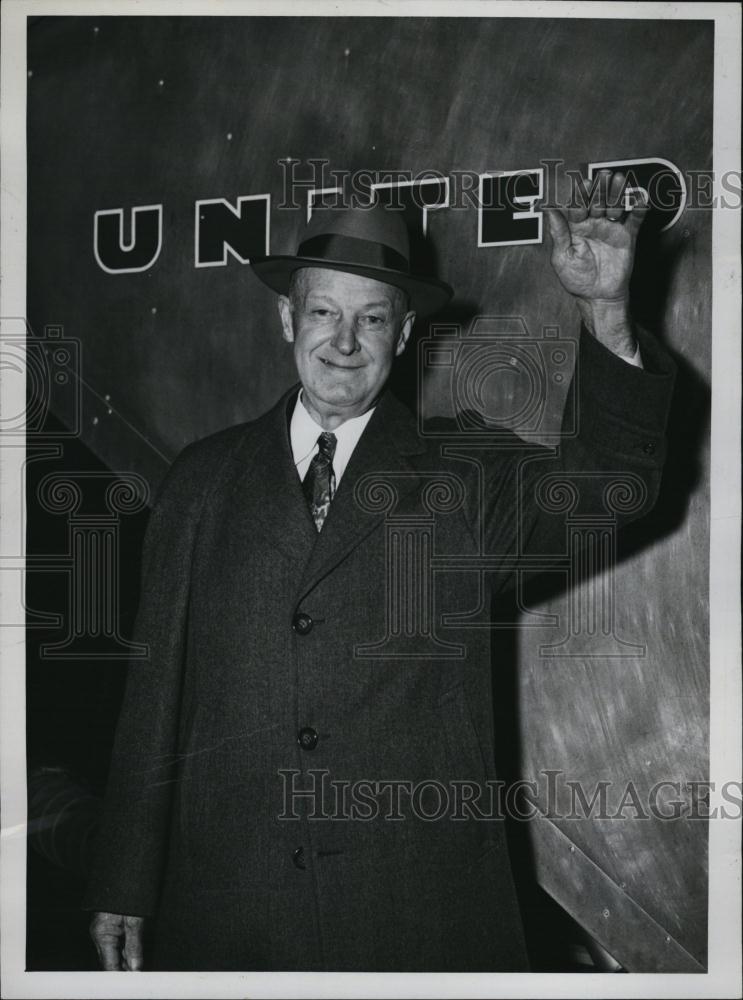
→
(93, 157, 686, 275)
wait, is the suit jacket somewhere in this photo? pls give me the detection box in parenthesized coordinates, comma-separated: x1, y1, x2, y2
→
(83, 326, 676, 971)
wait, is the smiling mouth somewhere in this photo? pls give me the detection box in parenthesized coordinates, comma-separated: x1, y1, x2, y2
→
(319, 358, 364, 370)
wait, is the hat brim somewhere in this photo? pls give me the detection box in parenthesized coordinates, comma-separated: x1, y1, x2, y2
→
(250, 256, 453, 317)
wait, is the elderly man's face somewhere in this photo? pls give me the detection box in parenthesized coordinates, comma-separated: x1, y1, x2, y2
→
(278, 267, 415, 428)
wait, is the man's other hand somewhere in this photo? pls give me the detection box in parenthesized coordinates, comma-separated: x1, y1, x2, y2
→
(89, 911, 145, 970)
(544, 169, 649, 359)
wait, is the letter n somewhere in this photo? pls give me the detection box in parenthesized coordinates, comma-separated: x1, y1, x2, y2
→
(195, 194, 270, 267)
(94, 205, 163, 274)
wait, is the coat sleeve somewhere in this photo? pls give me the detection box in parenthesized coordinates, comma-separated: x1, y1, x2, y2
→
(81, 435, 234, 917)
(482, 323, 677, 562)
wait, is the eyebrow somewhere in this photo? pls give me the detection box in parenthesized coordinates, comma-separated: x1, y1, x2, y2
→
(305, 294, 393, 311)
(359, 301, 393, 311)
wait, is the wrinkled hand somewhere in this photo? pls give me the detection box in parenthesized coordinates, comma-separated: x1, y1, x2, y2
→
(544, 170, 649, 358)
(544, 169, 649, 302)
(90, 911, 145, 970)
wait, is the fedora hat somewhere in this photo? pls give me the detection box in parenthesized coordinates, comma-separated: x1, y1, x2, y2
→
(250, 200, 453, 316)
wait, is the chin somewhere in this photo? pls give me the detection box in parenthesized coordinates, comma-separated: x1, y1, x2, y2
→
(313, 374, 368, 401)
(320, 388, 367, 410)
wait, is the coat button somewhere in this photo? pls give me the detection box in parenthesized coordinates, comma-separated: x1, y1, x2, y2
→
(297, 726, 319, 751)
(292, 612, 313, 635)
(292, 846, 306, 870)
(642, 442, 656, 455)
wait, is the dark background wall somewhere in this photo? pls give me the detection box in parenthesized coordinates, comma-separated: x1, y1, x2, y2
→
(26, 15, 712, 971)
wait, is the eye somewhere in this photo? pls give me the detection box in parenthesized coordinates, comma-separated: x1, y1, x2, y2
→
(362, 314, 384, 326)
(311, 308, 332, 317)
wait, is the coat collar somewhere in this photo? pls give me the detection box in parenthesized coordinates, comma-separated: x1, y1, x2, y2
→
(224, 384, 316, 565)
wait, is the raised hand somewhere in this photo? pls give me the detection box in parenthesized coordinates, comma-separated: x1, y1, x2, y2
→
(545, 169, 649, 359)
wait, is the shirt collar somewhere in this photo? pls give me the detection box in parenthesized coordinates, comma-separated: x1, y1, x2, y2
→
(290, 389, 376, 469)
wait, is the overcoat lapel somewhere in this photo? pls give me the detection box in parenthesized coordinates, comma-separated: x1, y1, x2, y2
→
(223, 384, 318, 566)
(297, 390, 427, 601)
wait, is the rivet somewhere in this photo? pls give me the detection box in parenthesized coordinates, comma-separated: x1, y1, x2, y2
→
(92, 416, 99, 426)
(151, 307, 157, 314)
(107, 408, 113, 415)
(104, 394, 110, 401)
(569, 844, 575, 853)
(158, 79, 164, 87)
(343, 48, 350, 56)
(227, 132, 233, 141)
(665, 935, 671, 944)
(602, 908, 610, 919)
(28, 70, 33, 78)
(93, 26, 99, 34)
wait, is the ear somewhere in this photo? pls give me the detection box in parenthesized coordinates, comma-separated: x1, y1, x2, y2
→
(277, 295, 294, 343)
(395, 311, 416, 356)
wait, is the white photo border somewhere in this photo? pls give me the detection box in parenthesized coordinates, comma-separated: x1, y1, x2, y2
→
(1, 2, 740, 998)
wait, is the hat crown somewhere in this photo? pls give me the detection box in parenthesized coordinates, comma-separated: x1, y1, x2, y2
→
(250, 199, 453, 316)
(299, 202, 410, 263)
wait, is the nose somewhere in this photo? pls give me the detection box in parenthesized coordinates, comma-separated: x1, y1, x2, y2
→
(330, 318, 360, 356)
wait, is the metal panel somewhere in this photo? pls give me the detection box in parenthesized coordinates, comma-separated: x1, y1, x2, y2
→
(529, 812, 705, 972)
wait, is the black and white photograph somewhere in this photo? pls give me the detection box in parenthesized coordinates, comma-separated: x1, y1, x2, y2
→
(1, 1, 740, 997)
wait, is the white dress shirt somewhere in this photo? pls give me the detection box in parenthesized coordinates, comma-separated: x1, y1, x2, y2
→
(290, 391, 376, 486)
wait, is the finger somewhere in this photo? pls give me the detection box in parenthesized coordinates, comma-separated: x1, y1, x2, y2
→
(567, 203, 588, 224)
(567, 181, 589, 223)
(566, 175, 590, 223)
(123, 918, 145, 971)
(625, 187, 650, 234)
(544, 208, 572, 254)
(589, 169, 611, 218)
(90, 912, 126, 971)
(97, 935, 123, 970)
(606, 171, 626, 221)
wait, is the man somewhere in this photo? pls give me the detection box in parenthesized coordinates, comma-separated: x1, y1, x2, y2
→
(85, 171, 675, 971)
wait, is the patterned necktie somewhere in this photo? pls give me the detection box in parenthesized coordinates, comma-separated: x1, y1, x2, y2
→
(302, 431, 337, 531)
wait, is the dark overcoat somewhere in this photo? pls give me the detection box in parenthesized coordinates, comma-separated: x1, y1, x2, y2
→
(84, 326, 675, 970)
